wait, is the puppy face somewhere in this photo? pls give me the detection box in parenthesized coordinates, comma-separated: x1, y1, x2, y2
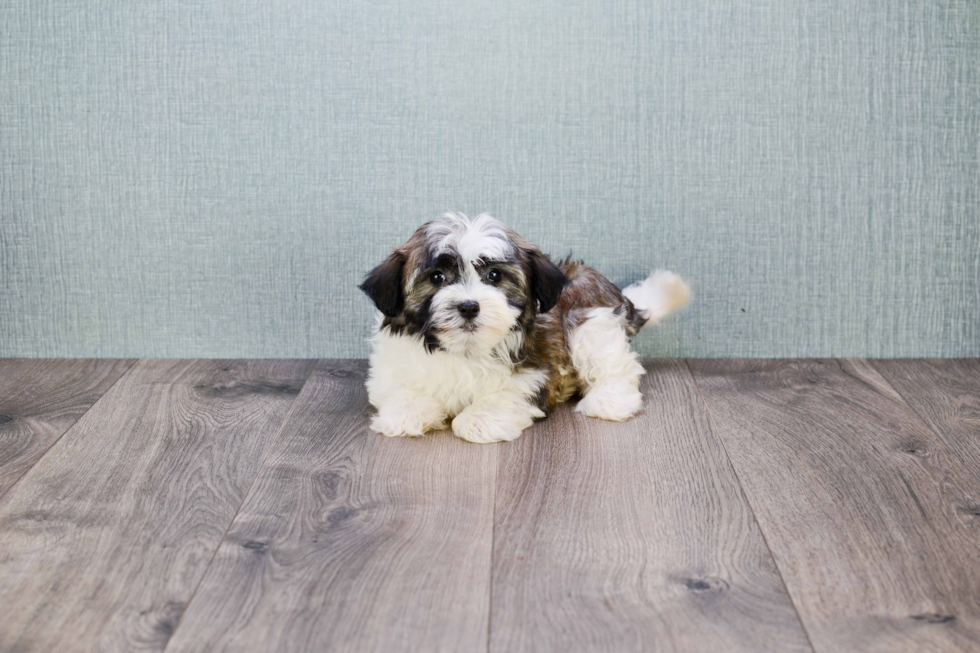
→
(360, 213, 568, 357)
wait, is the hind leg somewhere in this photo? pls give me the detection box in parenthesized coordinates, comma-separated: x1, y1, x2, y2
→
(568, 307, 646, 421)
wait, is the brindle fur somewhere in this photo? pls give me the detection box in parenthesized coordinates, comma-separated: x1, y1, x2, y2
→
(361, 223, 643, 418)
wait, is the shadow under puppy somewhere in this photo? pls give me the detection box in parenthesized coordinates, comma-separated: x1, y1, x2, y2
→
(359, 212, 690, 444)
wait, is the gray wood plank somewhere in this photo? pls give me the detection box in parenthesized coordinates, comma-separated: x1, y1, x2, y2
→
(0, 358, 135, 497)
(490, 360, 812, 653)
(0, 359, 315, 653)
(164, 360, 498, 653)
(871, 359, 980, 481)
(689, 359, 980, 652)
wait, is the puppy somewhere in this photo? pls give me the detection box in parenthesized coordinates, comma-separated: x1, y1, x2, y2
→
(359, 212, 690, 444)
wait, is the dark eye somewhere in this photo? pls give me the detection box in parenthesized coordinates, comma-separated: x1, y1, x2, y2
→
(487, 268, 502, 284)
(429, 270, 445, 285)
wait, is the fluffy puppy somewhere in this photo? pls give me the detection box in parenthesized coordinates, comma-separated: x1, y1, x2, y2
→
(359, 212, 690, 444)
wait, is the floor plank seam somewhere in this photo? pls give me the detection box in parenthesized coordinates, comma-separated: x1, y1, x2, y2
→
(872, 359, 980, 491)
(160, 360, 319, 652)
(683, 359, 820, 653)
(865, 357, 980, 505)
(0, 358, 139, 504)
(866, 358, 955, 455)
(486, 448, 499, 653)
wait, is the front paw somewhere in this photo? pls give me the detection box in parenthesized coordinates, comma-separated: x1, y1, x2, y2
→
(371, 401, 446, 438)
(452, 404, 541, 444)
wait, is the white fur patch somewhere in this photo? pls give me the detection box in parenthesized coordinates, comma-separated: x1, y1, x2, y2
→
(568, 307, 646, 421)
(426, 212, 514, 263)
(575, 378, 644, 421)
(370, 393, 447, 437)
(366, 316, 546, 443)
(452, 392, 545, 443)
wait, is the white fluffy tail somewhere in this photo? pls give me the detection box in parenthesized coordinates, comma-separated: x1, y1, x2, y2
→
(621, 270, 691, 329)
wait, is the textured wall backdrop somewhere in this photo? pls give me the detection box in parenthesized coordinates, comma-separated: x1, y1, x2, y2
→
(1, 0, 978, 358)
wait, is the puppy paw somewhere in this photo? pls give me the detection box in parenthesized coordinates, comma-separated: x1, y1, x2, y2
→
(452, 403, 542, 444)
(576, 379, 643, 421)
(370, 399, 446, 438)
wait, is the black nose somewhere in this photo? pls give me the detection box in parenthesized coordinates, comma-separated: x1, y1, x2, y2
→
(457, 301, 480, 320)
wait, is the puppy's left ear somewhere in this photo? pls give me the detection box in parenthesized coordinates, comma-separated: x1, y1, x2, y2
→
(359, 251, 407, 317)
(528, 251, 568, 313)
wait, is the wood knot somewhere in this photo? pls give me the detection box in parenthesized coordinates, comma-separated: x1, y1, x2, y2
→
(149, 601, 185, 643)
(328, 507, 357, 525)
(242, 540, 269, 553)
(155, 619, 176, 637)
(315, 471, 342, 499)
(17, 510, 49, 522)
(911, 613, 955, 624)
(194, 381, 300, 397)
(956, 502, 980, 517)
(899, 441, 929, 457)
(680, 576, 729, 593)
(250, 382, 302, 395)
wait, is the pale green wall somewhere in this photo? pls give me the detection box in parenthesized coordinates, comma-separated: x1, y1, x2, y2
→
(2, 0, 978, 358)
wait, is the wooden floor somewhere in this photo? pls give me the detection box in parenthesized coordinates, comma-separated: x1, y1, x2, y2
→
(0, 360, 978, 652)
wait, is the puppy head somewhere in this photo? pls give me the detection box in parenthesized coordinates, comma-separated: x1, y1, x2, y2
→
(360, 212, 568, 356)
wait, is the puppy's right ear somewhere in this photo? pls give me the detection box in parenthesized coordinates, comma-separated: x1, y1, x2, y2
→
(359, 252, 406, 317)
(527, 250, 569, 314)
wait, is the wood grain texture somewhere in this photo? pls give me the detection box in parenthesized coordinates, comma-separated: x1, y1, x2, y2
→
(490, 360, 812, 653)
(164, 360, 498, 653)
(0, 358, 135, 497)
(0, 359, 315, 653)
(689, 359, 980, 652)
(871, 359, 980, 480)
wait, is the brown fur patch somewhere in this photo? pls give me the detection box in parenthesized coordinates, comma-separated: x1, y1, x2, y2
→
(515, 257, 642, 413)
